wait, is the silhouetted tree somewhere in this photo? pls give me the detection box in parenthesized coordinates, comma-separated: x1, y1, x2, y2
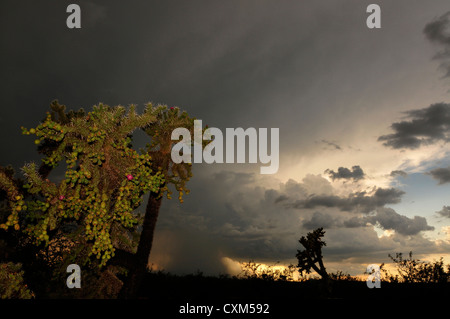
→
(296, 227, 329, 282)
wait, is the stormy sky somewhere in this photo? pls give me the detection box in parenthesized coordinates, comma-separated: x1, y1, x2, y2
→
(2, 0, 450, 276)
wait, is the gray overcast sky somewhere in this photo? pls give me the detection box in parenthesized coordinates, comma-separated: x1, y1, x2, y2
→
(2, 0, 450, 275)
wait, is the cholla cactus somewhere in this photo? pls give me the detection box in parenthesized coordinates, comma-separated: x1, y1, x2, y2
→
(0, 101, 165, 266)
(0, 262, 35, 299)
(143, 104, 199, 202)
(120, 104, 207, 298)
(296, 227, 329, 281)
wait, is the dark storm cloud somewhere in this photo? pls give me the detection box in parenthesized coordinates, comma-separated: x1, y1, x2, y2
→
(302, 211, 338, 229)
(436, 205, 450, 218)
(290, 187, 404, 214)
(378, 12, 450, 150)
(301, 208, 434, 236)
(274, 195, 289, 204)
(4, 1, 450, 276)
(325, 165, 365, 181)
(302, 212, 366, 229)
(378, 103, 450, 149)
(390, 170, 408, 178)
(427, 166, 450, 184)
(343, 216, 367, 228)
(424, 11, 450, 77)
(366, 208, 434, 236)
(150, 229, 229, 276)
(0, 0, 357, 168)
(152, 170, 444, 274)
(155, 169, 305, 265)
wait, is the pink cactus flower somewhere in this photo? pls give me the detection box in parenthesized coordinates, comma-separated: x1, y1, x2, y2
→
(127, 174, 133, 181)
(59, 195, 65, 200)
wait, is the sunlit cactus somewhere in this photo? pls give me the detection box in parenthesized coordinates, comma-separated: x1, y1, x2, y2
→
(0, 101, 165, 267)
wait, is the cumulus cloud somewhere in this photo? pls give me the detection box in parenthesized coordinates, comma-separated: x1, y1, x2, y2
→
(436, 205, 450, 218)
(325, 165, 365, 181)
(147, 169, 445, 275)
(302, 211, 367, 230)
(427, 166, 450, 184)
(289, 187, 404, 214)
(299, 203, 435, 236)
(274, 195, 289, 203)
(365, 208, 434, 236)
(302, 211, 338, 229)
(378, 103, 450, 149)
(424, 11, 450, 78)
